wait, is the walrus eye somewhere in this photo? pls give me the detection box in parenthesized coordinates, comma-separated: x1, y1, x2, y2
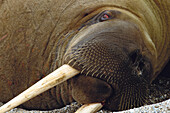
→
(84, 10, 120, 26)
(100, 13, 111, 21)
(92, 10, 114, 22)
(97, 10, 120, 22)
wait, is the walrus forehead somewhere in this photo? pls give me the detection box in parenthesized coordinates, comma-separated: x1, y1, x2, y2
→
(69, 21, 141, 50)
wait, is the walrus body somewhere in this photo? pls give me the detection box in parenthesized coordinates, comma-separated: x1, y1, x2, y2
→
(0, 0, 169, 111)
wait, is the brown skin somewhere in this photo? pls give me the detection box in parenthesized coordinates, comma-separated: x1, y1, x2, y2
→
(71, 76, 113, 104)
(0, 0, 169, 111)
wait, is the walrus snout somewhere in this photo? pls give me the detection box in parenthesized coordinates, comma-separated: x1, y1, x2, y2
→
(63, 16, 153, 111)
(64, 20, 144, 80)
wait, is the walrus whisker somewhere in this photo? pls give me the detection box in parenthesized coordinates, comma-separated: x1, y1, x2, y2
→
(90, 65, 99, 74)
(124, 96, 128, 110)
(68, 58, 77, 65)
(109, 78, 114, 84)
(67, 55, 88, 68)
(95, 71, 103, 78)
(139, 98, 142, 107)
(120, 95, 124, 110)
(99, 72, 105, 78)
(82, 62, 94, 72)
(75, 103, 103, 113)
(64, 53, 72, 61)
(80, 62, 94, 74)
(82, 62, 93, 71)
(105, 71, 111, 79)
(140, 93, 147, 105)
(86, 70, 92, 76)
(77, 59, 87, 67)
(127, 90, 132, 109)
(118, 94, 123, 110)
(71, 60, 80, 67)
(140, 97, 145, 105)
(122, 91, 128, 110)
(125, 90, 129, 109)
(75, 57, 86, 65)
(82, 63, 93, 75)
(133, 97, 136, 108)
(91, 65, 102, 77)
(85, 64, 101, 77)
(130, 95, 133, 109)
(0, 64, 79, 113)
(80, 68, 86, 74)
(64, 52, 78, 61)
(86, 66, 98, 77)
(106, 75, 112, 83)
(136, 93, 140, 107)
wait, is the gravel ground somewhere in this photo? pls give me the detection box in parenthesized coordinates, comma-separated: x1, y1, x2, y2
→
(0, 100, 170, 113)
(1, 71, 169, 113)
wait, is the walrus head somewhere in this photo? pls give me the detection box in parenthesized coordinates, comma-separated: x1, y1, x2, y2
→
(0, 7, 156, 113)
(63, 9, 153, 111)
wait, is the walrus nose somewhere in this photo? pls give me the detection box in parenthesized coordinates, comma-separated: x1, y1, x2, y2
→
(64, 20, 140, 72)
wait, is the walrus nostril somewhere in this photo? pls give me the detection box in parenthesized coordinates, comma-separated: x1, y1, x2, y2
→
(129, 49, 140, 64)
(128, 49, 152, 82)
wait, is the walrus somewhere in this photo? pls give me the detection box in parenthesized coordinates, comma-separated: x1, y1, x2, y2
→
(0, 0, 169, 112)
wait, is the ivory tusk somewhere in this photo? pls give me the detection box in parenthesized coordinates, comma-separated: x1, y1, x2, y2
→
(0, 64, 79, 113)
(75, 103, 103, 113)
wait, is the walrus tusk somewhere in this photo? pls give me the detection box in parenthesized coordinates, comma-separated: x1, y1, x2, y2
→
(75, 103, 103, 113)
(0, 64, 79, 113)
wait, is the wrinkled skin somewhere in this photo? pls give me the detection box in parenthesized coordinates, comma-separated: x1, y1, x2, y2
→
(0, 0, 169, 111)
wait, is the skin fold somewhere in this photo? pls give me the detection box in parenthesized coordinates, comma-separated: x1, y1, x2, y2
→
(0, 0, 169, 111)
